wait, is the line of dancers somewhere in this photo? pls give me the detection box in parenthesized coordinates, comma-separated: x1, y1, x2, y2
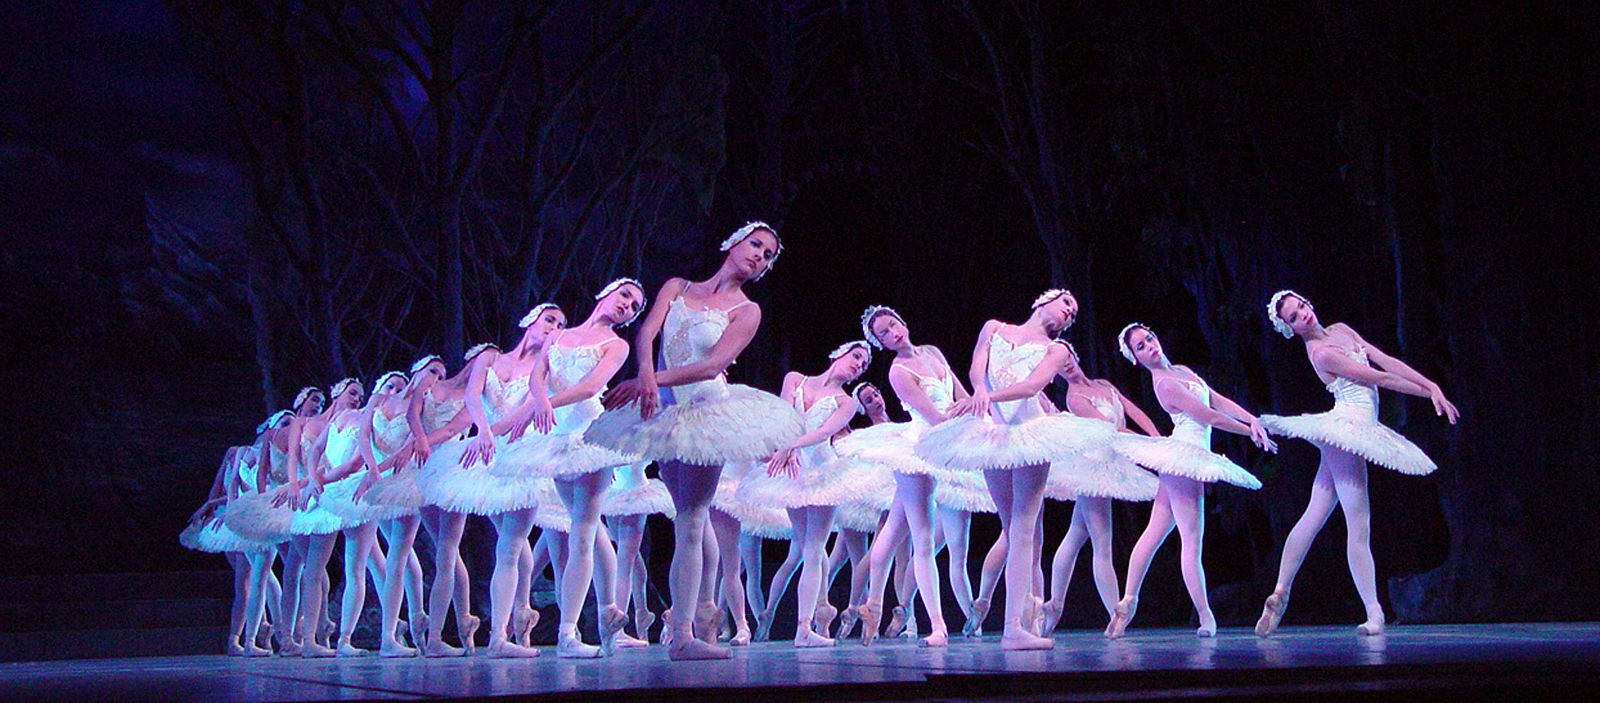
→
(181, 221, 1460, 660)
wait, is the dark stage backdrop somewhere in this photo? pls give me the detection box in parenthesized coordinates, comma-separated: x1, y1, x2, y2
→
(2, 0, 1597, 629)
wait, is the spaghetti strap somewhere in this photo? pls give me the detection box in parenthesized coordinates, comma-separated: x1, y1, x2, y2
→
(726, 300, 757, 314)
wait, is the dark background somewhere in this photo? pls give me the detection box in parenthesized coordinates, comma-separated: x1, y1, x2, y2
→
(2, 0, 1597, 632)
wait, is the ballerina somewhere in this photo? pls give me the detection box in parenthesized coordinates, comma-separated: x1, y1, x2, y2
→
(588, 221, 804, 660)
(739, 341, 871, 647)
(602, 461, 673, 645)
(1038, 341, 1162, 633)
(356, 354, 489, 655)
(413, 303, 565, 658)
(836, 305, 971, 647)
(916, 289, 1115, 650)
(492, 277, 646, 657)
(710, 459, 792, 645)
(1104, 323, 1276, 639)
(182, 428, 278, 656)
(824, 383, 895, 639)
(1255, 290, 1458, 637)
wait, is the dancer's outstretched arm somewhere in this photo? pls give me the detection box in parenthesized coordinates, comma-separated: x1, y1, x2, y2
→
(1329, 324, 1459, 423)
(1114, 389, 1163, 437)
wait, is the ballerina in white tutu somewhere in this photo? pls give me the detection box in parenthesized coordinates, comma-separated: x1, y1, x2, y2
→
(601, 461, 672, 646)
(1255, 290, 1459, 637)
(915, 289, 1116, 650)
(838, 306, 971, 647)
(413, 303, 565, 658)
(738, 341, 870, 647)
(491, 278, 646, 657)
(1038, 341, 1162, 634)
(589, 222, 803, 661)
(1105, 323, 1276, 639)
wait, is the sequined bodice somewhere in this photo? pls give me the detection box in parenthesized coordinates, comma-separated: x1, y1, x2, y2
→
(987, 334, 1049, 424)
(896, 362, 955, 428)
(545, 336, 615, 434)
(323, 419, 363, 468)
(483, 368, 531, 424)
(370, 405, 410, 461)
(422, 391, 465, 433)
(267, 441, 289, 486)
(662, 297, 746, 402)
(1165, 375, 1213, 448)
(793, 383, 842, 466)
(1072, 387, 1126, 429)
(1324, 344, 1379, 420)
(236, 447, 260, 495)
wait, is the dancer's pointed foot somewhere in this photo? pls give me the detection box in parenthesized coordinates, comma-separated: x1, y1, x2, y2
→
(458, 614, 481, 655)
(1357, 618, 1386, 637)
(422, 639, 465, 658)
(635, 608, 656, 639)
(659, 608, 674, 648)
(487, 638, 541, 659)
(615, 633, 650, 649)
(242, 642, 273, 657)
(256, 622, 275, 650)
(693, 601, 722, 645)
(300, 640, 336, 658)
(1000, 629, 1054, 650)
(601, 605, 629, 657)
(965, 597, 991, 638)
(379, 638, 417, 658)
(919, 628, 949, 648)
(1104, 597, 1137, 639)
(813, 602, 839, 637)
(335, 641, 371, 658)
(1255, 592, 1287, 637)
(885, 605, 908, 639)
(408, 613, 429, 649)
(730, 624, 752, 647)
(836, 606, 861, 639)
(557, 634, 601, 659)
(1041, 600, 1064, 634)
(668, 637, 732, 661)
(1026, 596, 1046, 636)
(794, 627, 835, 648)
(859, 601, 883, 647)
(317, 616, 335, 648)
(753, 614, 774, 642)
(1196, 609, 1217, 638)
(275, 634, 302, 657)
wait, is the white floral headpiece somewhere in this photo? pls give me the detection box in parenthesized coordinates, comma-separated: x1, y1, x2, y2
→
(292, 386, 324, 412)
(518, 302, 562, 329)
(464, 342, 500, 362)
(859, 305, 904, 349)
(1116, 323, 1151, 365)
(594, 277, 647, 326)
(720, 221, 782, 280)
(256, 409, 294, 436)
(409, 354, 443, 375)
(1267, 289, 1309, 339)
(850, 382, 878, 414)
(829, 340, 872, 362)
(330, 377, 362, 399)
(371, 371, 408, 396)
(1032, 288, 1073, 309)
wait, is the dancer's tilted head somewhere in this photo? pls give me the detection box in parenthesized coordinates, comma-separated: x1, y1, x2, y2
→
(256, 409, 294, 436)
(1031, 289, 1079, 335)
(593, 278, 648, 327)
(409, 354, 444, 378)
(861, 305, 909, 350)
(1054, 339, 1088, 382)
(515, 302, 567, 348)
(719, 221, 782, 281)
(329, 377, 364, 409)
(1117, 323, 1164, 368)
(827, 341, 872, 383)
(1267, 290, 1317, 339)
(292, 386, 325, 415)
(851, 382, 886, 417)
(371, 371, 408, 399)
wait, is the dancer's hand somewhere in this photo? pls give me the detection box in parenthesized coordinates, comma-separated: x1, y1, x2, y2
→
(603, 377, 643, 410)
(412, 438, 433, 465)
(951, 392, 990, 419)
(1249, 419, 1278, 453)
(526, 395, 556, 436)
(766, 448, 799, 479)
(274, 481, 301, 510)
(461, 435, 496, 469)
(1429, 388, 1460, 425)
(352, 469, 381, 503)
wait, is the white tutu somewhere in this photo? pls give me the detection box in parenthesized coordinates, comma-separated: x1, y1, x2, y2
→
(835, 422, 953, 479)
(491, 431, 638, 480)
(320, 472, 417, 525)
(179, 522, 203, 550)
(1112, 434, 1262, 489)
(415, 436, 542, 516)
(736, 456, 870, 510)
(602, 478, 674, 517)
(525, 478, 572, 532)
(224, 486, 345, 541)
(915, 413, 1116, 472)
(362, 468, 424, 512)
(933, 469, 998, 513)
(714, 461, 792, 538)
(833, 502, 886, 532)
(585, 384, 805, 465)
(1046, 446, 1160, 502)
(191, 507, 270, 553)
(1261, 412, 1437, 476)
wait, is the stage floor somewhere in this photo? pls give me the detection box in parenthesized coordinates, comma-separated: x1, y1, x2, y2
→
(3, 623, 1598, 702)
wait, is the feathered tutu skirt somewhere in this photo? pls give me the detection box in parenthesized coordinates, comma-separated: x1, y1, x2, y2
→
(933, 468, 998, 513)
(915, 413, 1116, 472)
(1111, 434, 1262, 489)
(602, 477, 674, 517)
(736, 449, 873, 510)
(415, 435, 543, 516)
(362, 467, 424, 513)
(319, 472, 417, 525)
(523, 478, 571, 532)
(1261, 407, 1437, 475)
(833, 501, 887, 532)
(183, 507, 271, 554)
(835, 422, 951, 478)
(224, 487, 346, 541)
(493, 402, 639, 481)
(713, 460, 793, 539)
(1045, 445, 1160, 502)
(585, 384, 805, 466)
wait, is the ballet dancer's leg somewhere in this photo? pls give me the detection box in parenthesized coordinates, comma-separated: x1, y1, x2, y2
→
(791, 506, 838, 647)
(709, 510, 752, 645)
(756, 534, 803, 641)
(660, 461, 730, 660)
(423, 511, 472, 656)
(485, 510, 539, 658)
(336, 523, 380, 655)
(860, 493, 910, 645)
(985, 465, 1052, 650)
(1326, 451, 1385, 635)
(1107, 481, 1176, 638)
(378, 516, 422, 656)
(1257, 455, 1338, 636)
(297, 533, 338, 657)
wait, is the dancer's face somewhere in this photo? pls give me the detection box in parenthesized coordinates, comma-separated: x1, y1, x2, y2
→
(1041, 293, 1079, 335)
(378, 375, 406, 397)
(297, 392, 324, 416)
(1126, 327, 1163, 367)
(1276, 295, 1317, 335)
(831, 345, 870, 382)
(727, 229, 780, 279)
(334, 384, 363, 410)
(1059, 345, 1083, 379)
(598, 284, 645, 326)
(870, 312, 909, 350)
(420, 361, 446, 383)
(526, 308, 567, 346)
(858, 385, 886, 415)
